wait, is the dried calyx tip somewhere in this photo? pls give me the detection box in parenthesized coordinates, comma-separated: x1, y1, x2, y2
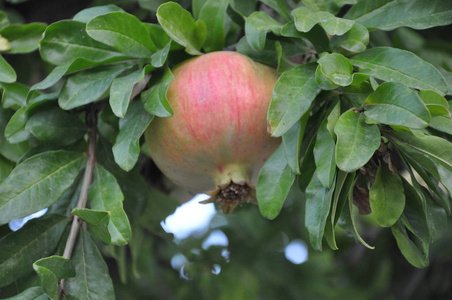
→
(201, 182, 256, 214)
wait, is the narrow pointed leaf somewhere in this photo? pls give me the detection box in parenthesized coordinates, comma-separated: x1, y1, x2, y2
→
(345, 0, 452, 31)
(157, 2, 204, 55)
(335, 110, 381, 172)
(88, 165, 131, 245)
(282, 114, 308, 174)
(268, 63, 320, 137)
(33, 256, 75, 300)
(113, 100, 153, 171)
(0, 215, 69, 287)
(245, 11, 282, 51)
(0, 23, 46, 53)
(73, 5, 124, 23)
(198, 0, 229, 52)
(419, 90, 450, 117)
(369, 164, 405, 227)
(142, 67, 174, 118)
(64, 229, 115, 300)
(314, 118, 336, 188)
(364, 82, 431, 129)
(330, 23, 369, 54)
(86, 12, 157, 58)
(40, 20, 128, 65)
(391, 220, 429, 268)
(3, 287, 45, 300)
(59, 63, 133, 110)
(257, 144, 295, 220)
(317, 53, 354, 87)
(110, 65, 153, 118)
(26, 107, 88, 146)
(0, 151, 85, 225)
(72, 208, 111, 244)
(305, 173, 335, 251)
(0, 55, 16, 83)
(351, 47, 448, 95)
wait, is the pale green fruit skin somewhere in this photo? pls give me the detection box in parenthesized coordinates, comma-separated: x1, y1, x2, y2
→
(145, 51, 280, 194)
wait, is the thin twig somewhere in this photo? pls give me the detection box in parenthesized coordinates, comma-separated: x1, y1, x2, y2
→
(58, 107, 98, 299)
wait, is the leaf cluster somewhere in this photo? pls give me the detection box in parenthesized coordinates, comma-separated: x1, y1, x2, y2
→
(0, 0, 451, 299)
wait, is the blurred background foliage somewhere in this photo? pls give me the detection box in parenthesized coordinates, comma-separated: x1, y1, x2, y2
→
(0, 0, 452, 299)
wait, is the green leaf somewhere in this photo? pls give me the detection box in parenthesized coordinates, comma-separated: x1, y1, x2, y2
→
(281, 22, 331, 54)
(0, 139, 29, 163)
(292, 6, 354, 36)
(144, 23, 172, 67)
(0, 23, 46, 53)
(334, 110, 381, 172)
(0, 155, 14, 180)
(330, 22, 369, 54)
(33, 256, 75, 300)
(30, 58, 124, 95)
(429, 115, 452, 135)
(59, 63, 133, 110)
(157, 2, 205, 55)
(260, 0, 291, 21)
(25, 106, 87, 146)
(113, 100, 153, 171)
(369, 164, 405, 227)
(142, 67, 174, 118)
(4, 92, 58, 144)
(390, 131, 452, 201)
(64, 229, 115, 300)
(257, 144, 295, 220)
(244, 11, 282, 51)
(341, 81, 373, 108)
(399, 178, 430, 246)
(0, 55, 16, 83)
(344, 180, 375, 249)
(363, 82, 431, 129)
(268, 63, 321, 137)
(298, 136, 317, 192)
(351, 47, 449, 95)
(110, 65, 153, 118)
(229, 0, 257, 18)
(419, 90, 450, 117)
(88, 165, 132, 246)
(391, 220, 429, 268)
(2, 287, 45, 300)
(403, 154, 450, 213)
(72, 208, 111, 244)
(345, 0, 452, 31)
(86, 12, 157, 58)
(317, 53, 354, 87)
(198, 0, 229, 52)
(0, 151, 85, 225)
(324, 170, 353, 250)
(0, 215, 69, 288)
(0, 81, 28, 109)
(40, 20, 129, 65)
(73, 4, 124, 23)
(314, 118, 336, 188)
(305, 173, 335, 251)
(282, 114, 308, 174)
(151, 42, 171, 68)
(0, 11, 10, 30)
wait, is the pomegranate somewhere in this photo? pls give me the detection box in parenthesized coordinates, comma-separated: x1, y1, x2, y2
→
(145, 51, 280, 213)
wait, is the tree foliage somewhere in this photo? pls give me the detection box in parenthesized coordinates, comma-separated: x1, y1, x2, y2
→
(0, 0, 452, 299)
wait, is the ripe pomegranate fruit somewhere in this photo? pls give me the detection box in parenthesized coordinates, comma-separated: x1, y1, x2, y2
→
(145, 51, 280, 213)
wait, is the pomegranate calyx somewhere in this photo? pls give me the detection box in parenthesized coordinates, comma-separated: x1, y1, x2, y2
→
(200, 181, 257, 214)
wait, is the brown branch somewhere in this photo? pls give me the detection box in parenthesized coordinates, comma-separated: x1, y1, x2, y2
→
(58, 107, 98, 299)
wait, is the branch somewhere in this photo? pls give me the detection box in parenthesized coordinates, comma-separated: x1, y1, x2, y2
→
(58, 107, 98, 299)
